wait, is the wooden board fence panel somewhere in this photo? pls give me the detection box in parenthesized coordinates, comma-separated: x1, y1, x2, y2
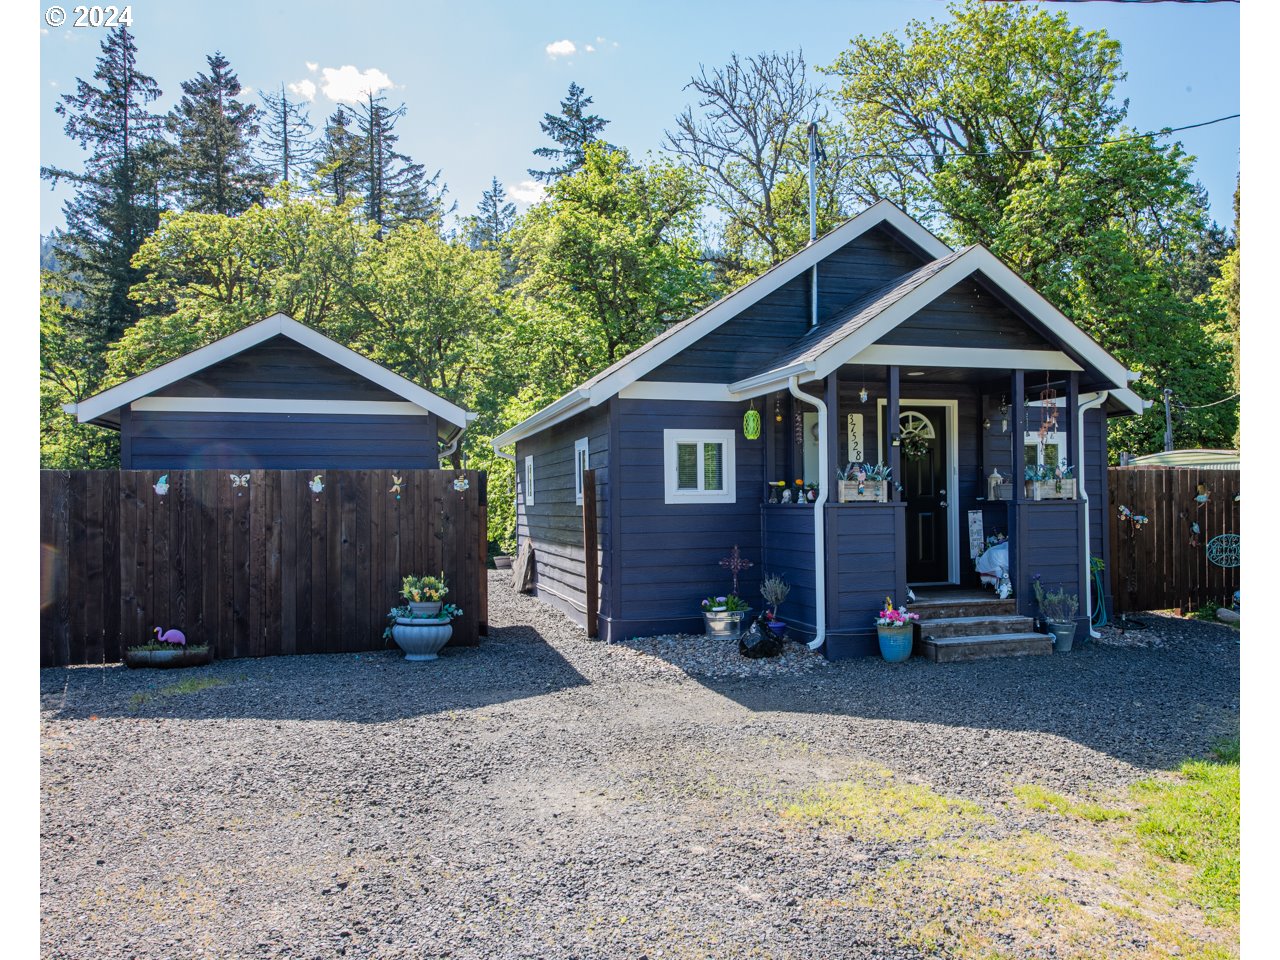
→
(1108, 467, 1240, 614)
(39, 469, 487, 667)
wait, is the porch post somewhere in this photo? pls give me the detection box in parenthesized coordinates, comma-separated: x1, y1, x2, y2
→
(1064, 371, 1078, 477)
(824, 373, 840, 495)
(1010, 370, 1025, 502)
(887, 365, 900, 500)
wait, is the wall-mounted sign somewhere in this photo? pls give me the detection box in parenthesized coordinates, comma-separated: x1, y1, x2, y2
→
(968, 509, 985, 560)
(846, 413, 864, 464)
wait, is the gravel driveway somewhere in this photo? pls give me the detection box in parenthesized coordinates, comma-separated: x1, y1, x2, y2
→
(41, 573, 1240, 959)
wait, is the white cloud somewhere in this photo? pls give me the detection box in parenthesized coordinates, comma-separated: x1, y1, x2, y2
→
(545, 39, 576, 58)
(241, 85, 254, 95)
(288, 78, 317, 101)
(319, 64, 394, 102)
(508, 180, 547, 205)
(305, 61, 318, 72)
(596, 36, 605, 44)
(584, 44, 595, 53)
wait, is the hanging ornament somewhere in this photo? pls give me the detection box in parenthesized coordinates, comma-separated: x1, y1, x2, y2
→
(774, 395, 783, 423)
(453, 475, 470, 492)
(793, 411, 803, 446)
(743, 401, 761, 440)
(389, 474, 404, 500)
(1038, 373, 1058, 446)
(858, 365, 868, 404)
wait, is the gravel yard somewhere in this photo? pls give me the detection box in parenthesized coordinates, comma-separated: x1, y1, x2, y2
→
(41, 572, 1240, 959)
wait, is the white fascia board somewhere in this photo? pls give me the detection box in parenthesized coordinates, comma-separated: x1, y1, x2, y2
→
(583, 202, 952, 405)
(618, 381, 737, 402)
(963, 248, 1131, 389)
(130, 397, 429, 416)
(491, 389, 590, 451)
(727, 362, 817, 397)
(849, 345, 1082, 372)
(1110, 387, 1146, 415)
(71, 313, 471, 429)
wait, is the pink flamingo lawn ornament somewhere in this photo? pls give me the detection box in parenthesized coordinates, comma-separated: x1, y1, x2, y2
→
(154, 627, 186, 647)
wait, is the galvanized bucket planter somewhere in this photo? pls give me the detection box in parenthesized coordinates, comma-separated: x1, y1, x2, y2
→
(1047, 619, 1075, 653)
(703, 609, 750, 640)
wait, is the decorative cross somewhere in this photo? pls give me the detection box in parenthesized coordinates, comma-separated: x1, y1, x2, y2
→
(719, 545, 753, 596)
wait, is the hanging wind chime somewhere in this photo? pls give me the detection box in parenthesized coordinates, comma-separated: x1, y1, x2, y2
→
(1038, 373, 1058, 447)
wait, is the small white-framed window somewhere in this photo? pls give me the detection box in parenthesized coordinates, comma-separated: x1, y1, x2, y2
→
(574, 437, 590, 505)
(663, 429, 736, 504)
(524, 454, 535, 507)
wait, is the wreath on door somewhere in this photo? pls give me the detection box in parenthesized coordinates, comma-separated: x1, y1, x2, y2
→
(898, 411, 935, 460)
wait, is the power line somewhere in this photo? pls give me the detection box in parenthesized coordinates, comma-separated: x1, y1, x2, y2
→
(1175, 392, 1240, 411)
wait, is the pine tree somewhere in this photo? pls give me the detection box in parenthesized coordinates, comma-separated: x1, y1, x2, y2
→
(258, 83, 316, 185)
(165, 52, 269, 215)
(467, 177, 516, 250)
(40, 25, 166, 345)
(529, 82, 611, 182)
(352, 91, 449, 233)
(315, 105, 360, 203)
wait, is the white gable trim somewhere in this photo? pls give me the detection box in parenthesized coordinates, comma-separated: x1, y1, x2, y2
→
(129, 397, 430, 416)
(491, 202, 952, 451)
(69, 314, 473, 429)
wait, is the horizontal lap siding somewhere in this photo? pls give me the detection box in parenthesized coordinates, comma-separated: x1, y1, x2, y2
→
(878, 275, 1056, 350)
(643, 225, 929, 384)
(614, 399, 765, 636)
(515, 406, 609, 628)
(762, 507, 817, 635)
(829, 503, 904, 658)
(1017, 500, 1083, 609)
(125, 411, 439, 470)
(151, 336, 405, 401)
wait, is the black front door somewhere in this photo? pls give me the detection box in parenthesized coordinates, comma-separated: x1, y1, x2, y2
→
(897, 408, 949, 583)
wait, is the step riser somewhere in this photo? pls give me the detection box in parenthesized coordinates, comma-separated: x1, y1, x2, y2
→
(921, 617, 1035, 639)
(925, 639, 1053, 663)
(909, 601, 1017, 620)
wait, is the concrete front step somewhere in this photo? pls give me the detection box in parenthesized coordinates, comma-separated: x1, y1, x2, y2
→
(920, 632, 1054, 663)
(908, 597, 1017, 620)
(918, 614, 1036, 639)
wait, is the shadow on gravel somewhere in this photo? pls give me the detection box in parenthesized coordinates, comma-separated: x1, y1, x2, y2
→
(701, 616, 1241, 771)
(40, 621, 589, 723)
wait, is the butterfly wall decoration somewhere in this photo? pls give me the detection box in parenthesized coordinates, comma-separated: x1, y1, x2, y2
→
(231, 473, 249, 495)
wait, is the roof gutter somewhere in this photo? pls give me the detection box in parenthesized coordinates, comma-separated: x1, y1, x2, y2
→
(728, 362, 817, 399)
(788, 376, 828, 653)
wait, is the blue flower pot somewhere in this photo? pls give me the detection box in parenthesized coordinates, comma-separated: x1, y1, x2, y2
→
(877, 624, 914, 663)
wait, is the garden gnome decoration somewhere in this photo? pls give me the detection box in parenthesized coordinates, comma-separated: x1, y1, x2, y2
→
(153, 474, 169, 497)
(153, 627, 186, 646)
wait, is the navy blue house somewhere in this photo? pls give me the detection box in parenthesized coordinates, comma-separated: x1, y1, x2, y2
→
(66, 313, 474, 469)
(494, 202, 1147, 659)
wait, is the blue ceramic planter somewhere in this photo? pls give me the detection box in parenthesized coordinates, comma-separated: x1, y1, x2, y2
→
(877, 625, 914, 663)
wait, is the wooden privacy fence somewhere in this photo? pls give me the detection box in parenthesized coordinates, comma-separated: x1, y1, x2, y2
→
(40, 469, 488, 668)
(1107, 467, 1240, 615)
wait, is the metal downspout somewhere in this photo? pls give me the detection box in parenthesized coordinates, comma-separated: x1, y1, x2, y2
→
(788, 376, 827, 652)
(1077, 391, 1109, 638)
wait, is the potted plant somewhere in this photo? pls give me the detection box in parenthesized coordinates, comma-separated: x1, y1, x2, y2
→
(124, 627, 214, 669)
(875, 597, 920, 663)
(701, 594, 751, 640)
(401, 573, 447, 616)
(759, 572, 791, 641)
(385, 602, 464, 661)
(1032, 575, 1079, 652)
(837, 461, 892, 503)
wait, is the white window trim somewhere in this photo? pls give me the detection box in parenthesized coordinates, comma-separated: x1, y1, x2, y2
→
(524, 455, 535, 507)
(574, 437, 589, 506)
(663, 429, 736, 505)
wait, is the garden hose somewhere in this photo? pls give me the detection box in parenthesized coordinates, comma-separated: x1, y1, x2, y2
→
(1090, 557, 1108, 629)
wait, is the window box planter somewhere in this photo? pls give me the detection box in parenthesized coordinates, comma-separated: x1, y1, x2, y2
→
(392, 616, 452, 661)
(124, 645, 214, 669)
(1026, 479, 1077, 500)
(876, 624, 915, 663)
(838, 480, 888, 503)
(703, 609, 751, 641)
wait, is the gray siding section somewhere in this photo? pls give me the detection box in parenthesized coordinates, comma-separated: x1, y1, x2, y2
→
(515, 405, 610, 630)
(877, 276, 1056, 351)
(761, 506, 817, 638)
(152, 335, 407, 402)
(1010, 500, 1086, 643)
(123, 411, 439, 469)
(827, 502, 904, 659)
(1083, 407, 1112, 617)
(643, 225, 929, 384)
(609, 398, 765, 639)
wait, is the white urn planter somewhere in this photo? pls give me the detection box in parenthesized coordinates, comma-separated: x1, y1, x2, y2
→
(392, 616, 452, 661)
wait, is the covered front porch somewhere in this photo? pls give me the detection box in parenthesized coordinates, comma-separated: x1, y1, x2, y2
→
(753, 362, 1096, 659)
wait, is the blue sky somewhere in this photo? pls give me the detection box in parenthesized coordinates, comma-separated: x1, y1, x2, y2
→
(38, 0, 1240, 235)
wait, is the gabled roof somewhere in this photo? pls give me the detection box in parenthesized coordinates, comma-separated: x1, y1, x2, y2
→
(65, 314, 475, 433)
(491, 201, 953, 447)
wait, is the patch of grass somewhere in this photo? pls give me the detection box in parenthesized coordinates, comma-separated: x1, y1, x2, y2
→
(779, 771, 990, 843)
(128, 676, 227, 711)
(1131, 738, 1239, 921)
(1188, 602, 1221, 622)
(1013, 784, 1130, 822)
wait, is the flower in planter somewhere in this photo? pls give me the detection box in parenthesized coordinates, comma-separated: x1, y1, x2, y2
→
(875, 597, 920, 627)
(701, 594, 748, 612)
(401, 573, 448, 603)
